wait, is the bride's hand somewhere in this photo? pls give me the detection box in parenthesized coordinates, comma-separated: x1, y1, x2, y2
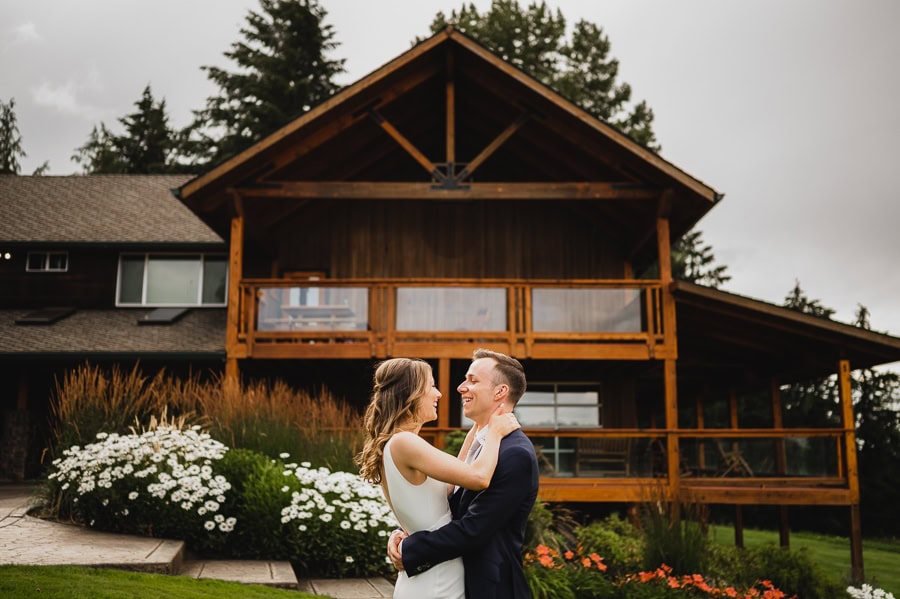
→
(489, 404, 520, 438)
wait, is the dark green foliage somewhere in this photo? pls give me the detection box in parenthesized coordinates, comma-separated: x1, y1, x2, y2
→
(641, 229, 731, 288)
(72, 85, 184, 174)
(441, 429, 468, 456)
(575, 514, 644, 577)
(186, 0, 344, 165)
(638, 499, 709, 575)
(733, 545, 844, 599)
(428, 0, 659, 150)
(783, 280, 836, 319)
(0, 97, 26, 174)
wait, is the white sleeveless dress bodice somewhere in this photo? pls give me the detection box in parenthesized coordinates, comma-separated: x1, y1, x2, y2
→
(384, 437, 465, 599)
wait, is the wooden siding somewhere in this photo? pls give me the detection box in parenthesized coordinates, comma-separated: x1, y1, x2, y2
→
(270, 200, 625, 280)
(0, 248, 119, 308)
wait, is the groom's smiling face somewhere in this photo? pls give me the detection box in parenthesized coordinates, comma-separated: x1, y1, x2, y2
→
(458, 358, 500, 426)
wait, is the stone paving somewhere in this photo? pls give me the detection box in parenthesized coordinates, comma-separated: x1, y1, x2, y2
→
(0, 483, 394, 597)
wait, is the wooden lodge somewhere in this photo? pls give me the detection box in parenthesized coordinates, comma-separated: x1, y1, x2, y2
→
(174, 28, 900, 580)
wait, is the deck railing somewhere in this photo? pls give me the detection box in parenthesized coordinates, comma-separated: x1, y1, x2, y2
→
(236, 278, 665, 359)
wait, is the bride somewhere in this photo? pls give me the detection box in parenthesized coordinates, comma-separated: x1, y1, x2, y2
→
(356, 358, 519, 599)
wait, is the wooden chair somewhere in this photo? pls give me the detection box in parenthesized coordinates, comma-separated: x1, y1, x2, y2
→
(715, 441, 753, 477)
(575, 438, 631, 477)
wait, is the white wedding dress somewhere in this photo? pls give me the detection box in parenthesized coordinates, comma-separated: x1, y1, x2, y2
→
(384, 437, 465, 599)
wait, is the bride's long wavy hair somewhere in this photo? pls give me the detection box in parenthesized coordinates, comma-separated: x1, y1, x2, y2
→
(356, 358, 432, 484)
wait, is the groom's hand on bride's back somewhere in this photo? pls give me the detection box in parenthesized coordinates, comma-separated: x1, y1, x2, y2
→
(388, 529, 407, 571)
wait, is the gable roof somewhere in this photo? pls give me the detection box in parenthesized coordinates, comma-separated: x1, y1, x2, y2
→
(0, 175, 223, 246)
(177, 27, 721, 260)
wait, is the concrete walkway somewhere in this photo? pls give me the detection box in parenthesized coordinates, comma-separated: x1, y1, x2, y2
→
(0, 483, 393, 597)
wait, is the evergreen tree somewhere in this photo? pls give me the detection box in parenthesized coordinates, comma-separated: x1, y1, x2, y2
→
(185, 0, 344, 166)
(72, 85, 181, 174)
(0, 98, 26, 174)
(429, 0, 659, 150)
(640, 229, 730, 288)
(672, 230, 731, 288)
(72, 123, 126, 174)
(850, 305, 900, 535)
(783, 280, 836, 320)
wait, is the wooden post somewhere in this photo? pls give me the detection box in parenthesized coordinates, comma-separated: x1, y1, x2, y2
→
(225, 192, 245, 383)
(734, 505, 744, 548)
(656, 208, 680, 503)
(445, 47, 455, 165)
(436, 357, 451, 448)
(839, 359, 864, 584)
(771, 378, 790, 548)
(696, 393, 706, 472)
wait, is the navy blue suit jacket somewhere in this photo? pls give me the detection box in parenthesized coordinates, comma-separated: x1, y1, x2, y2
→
(401, 429, 539, 599)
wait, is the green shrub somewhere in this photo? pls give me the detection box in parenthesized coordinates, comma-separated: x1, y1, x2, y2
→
(575, 514, 644, 577)
(638, 498, 709, 575)
(744, 545, 844, 599)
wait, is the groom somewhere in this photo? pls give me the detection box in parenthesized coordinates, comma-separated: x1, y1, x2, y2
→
(388, 348, 539, 599)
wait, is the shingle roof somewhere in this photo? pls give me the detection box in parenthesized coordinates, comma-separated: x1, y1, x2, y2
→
(0, 175, 223, 244)
(0, 308, 226, 355)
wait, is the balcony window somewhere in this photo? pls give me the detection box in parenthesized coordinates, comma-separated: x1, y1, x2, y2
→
(116, 254, 227, 307)
(257, 286, 369, 331)
(396, 287, 507, 331)
(532, 288, 642, 332)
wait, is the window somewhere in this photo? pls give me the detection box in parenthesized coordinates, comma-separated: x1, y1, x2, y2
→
(116, 254, 227, 307)
(501, 383, 601, 477)
(26, 251, 68, 272)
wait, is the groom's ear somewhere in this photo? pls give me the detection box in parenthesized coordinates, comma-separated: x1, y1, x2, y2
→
(494, 384, 509, 401)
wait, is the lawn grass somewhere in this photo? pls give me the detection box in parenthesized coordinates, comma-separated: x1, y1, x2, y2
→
(710, 525, 900, 595)
(0, 565, 318, 599)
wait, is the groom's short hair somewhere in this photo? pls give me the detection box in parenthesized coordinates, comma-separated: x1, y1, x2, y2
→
(472, 348, 526, 406)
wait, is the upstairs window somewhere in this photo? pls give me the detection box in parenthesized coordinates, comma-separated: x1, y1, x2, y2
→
(117, 254, 227, 307)
(26, 251, 69, 272)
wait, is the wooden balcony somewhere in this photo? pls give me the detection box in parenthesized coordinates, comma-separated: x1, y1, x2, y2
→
(418, 427, 854, 505)
(232, 278, 668, 360)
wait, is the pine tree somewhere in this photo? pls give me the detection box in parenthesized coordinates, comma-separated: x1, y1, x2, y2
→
(0, 98, 26, 174)
(185, 0, 344, 166)
(429, 0, 659, 150)
(783, 280, 835, 320)
(850, 305, 900, 535)
(72, 85, 180, 174)
(671, 230, 731, 288)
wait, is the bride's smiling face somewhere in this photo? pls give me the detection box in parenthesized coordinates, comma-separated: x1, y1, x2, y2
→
(415, 373, 442, 424)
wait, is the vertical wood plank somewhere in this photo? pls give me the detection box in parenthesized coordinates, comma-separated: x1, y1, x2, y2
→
(225, 202, 244, 382)
(435, 357, 452, 449)
(839, 359, 864, 584)
(771, 377, 790, 547)
(445, 48, 455, 165)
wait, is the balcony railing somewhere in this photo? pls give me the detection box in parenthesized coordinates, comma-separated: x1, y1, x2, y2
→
(414, 426, 853, 503)
(236, 278, 666, 359)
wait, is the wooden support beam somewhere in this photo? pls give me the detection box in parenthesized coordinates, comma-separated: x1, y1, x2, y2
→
(225, 202, 244, 383)
(772, 377, 790, 548)
(656, 215, 678, 358)
(445, 48, 455, 164)
(437, 357, 451, 448)
(457, 113, 529, 181)
(735, 505, 744, 548)
(369, 109, 437, 177)
(779, 506, 790, 548)
(696, 393, 706, 472)
(664, 358, 680, 495)
(839, 359, 864, 584)
(238, 181, 658, 200)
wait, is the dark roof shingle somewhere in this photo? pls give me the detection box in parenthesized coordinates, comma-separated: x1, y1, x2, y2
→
(0, 175, 223, 244)
(0, 308, 226, 355)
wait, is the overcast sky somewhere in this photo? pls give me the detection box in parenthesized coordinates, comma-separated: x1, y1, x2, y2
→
(2, 0, 898, 367)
